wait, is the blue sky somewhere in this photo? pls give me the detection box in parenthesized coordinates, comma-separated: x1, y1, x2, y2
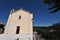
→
(0, 0, 60, 26)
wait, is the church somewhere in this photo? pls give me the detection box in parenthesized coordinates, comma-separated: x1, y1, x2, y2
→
(0, 8, 33, 40)
(5, 8, 33, 34)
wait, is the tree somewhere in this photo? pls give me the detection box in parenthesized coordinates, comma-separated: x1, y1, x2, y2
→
(43, 0, 60, 13)
(0, 24, 4, 28)
(0, 23, 4, 34)
(40, 22, 60, 40)
(50, 22, 60, 30)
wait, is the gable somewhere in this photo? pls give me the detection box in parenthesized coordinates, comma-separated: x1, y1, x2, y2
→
(10, 9, 32, 16)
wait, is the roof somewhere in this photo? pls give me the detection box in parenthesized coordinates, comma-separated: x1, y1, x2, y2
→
(10, 7, 33, 14)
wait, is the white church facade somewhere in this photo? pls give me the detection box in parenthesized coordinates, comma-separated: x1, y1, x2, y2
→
(5, 8, 33, 34)
(0, 8, 33, 40)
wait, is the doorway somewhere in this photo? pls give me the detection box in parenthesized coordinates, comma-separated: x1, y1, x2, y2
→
(16, 26, 20, 34)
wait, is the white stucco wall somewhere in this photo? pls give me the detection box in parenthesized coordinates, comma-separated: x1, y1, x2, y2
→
(3, 9, 33, 40)
(0, 34, 33, 40)
(4, 9, 33, 34)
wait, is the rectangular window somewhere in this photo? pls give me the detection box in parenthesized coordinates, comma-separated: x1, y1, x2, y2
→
(19, 16, 21, 19)
(16, 26, 20, 34)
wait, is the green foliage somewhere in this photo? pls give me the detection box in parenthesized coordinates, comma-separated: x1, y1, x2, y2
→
(43, 0, 60, 13)
(0, 24, 4, 28)
(0, 24, 4, 34)
(33, 22, 60, 40)
(43, 31, 60, 40)
(50, 23, 60, 30)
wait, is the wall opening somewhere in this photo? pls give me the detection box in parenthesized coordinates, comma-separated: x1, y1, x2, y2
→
(19, 16, 21, 19)
(16, 26, 20, 34)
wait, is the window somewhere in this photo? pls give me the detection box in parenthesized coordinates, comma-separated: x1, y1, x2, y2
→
(16, 26, 20, 34)
(19, 16, 21, 19)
